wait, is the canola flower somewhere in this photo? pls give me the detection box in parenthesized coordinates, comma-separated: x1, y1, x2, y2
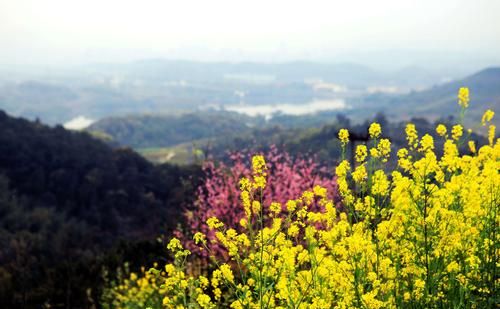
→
(355, 144, 368, 163)
(482, 109, 494, 125)
(368, 122, 382, 139)
(104, 89, 499, 309)
(436, 124, 447, 137)
(338, 128, 349, 146)
(405, 123, 419, 150)
(451, 124, 463, 141)
(458, 87, 470, 108)
(489, 125, 496, 146)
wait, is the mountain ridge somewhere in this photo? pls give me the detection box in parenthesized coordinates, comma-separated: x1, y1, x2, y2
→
(359, 67, 500, 126)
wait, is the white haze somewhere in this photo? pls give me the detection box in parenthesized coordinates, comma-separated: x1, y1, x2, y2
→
(1, 0, 500, 68)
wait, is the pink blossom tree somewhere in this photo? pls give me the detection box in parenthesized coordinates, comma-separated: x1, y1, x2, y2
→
(178, 146, 340, 259)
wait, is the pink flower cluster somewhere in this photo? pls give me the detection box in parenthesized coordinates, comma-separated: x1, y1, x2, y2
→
(179, 146, 340, 258)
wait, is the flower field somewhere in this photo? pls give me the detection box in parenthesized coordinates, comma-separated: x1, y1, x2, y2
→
(102, 89, 499, 308)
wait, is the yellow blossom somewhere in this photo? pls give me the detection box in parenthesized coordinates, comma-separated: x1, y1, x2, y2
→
(270, 202, 281, 215)
(206, 217, 224, 230)
(355, 144, 368, 162)
(371, 169, 389, 196)
(419, 134, 434, 153)
(352, 164, 367, 184)
(251, 155, 267, 175)
(338, 128, 350, 146)
(252, 200, 261, 213)
(436, 124, 447, 137)
(239, 177, 251, 191)
(286, 200, 297, 212)
(468, 140, 476, 153)
(193, 232, 206, 245)
(451, 124, 463, 141)
(287, 223, 300, 237)
(241, 190, 251, 218)
(458, 87, 469, 108)
(167, 238, 183, 252)
(377, 138, 391, 160)
(253, 175, 266, 189)
(405, 123, 418, 149)
(488, 125, 496, 145)
(369, 122, 382, 139)
(219, 264, 234, 283)
(481, 109, 494, 125)
(397, 148, 412, 171)
(196, 293, 211, 308)
(313, 185, 327, 198)
(335, 160, 350, 177)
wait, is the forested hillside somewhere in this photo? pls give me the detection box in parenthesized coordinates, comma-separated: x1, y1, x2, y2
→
(88, 111, 254, 148)
(0, 111, 202, 307)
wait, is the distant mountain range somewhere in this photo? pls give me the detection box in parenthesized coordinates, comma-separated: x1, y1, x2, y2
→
(93, 59, 456, 88)
(0, 60, 469, 125)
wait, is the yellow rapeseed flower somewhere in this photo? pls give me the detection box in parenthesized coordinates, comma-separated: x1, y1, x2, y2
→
(377, 138, 391, 161)
(270, 202, 282, 215)
(335, 160, 350, 177)
(355, 144, 368, 162)
(219, 264, 234, 283)
(405, 123, 418, 149)
(369, 122, 382, 139)
(451, 124, 463, 141)
(239, 177, 251, 191)
(206, 217, 224, 230)
(196, 293, 211, 308)
(286, 200, 297, 212)
(313, 185, 327, 198)
(252, 200, 261, 213)
(468, 140, 476, 154)
(167, 238, 183, 252)
(370, 147, 380, 158)
(488, 125, 496, 145)
(419, 134, 434, 153)
(352, 164, 367, 184)
(436, 124, 447, 137)
(458, 87, 469, 108)
(241, 190, 251, 218)
(253, 175, 267, 189)
(252, 155, 267, 175)
(371, 169, 389, 196)
(338, 128, 349, 146)
(193, 232, 207, 245)
(481, 109, 494, 125)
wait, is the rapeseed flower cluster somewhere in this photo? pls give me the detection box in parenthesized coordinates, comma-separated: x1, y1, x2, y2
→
(338, 129, 349, 146)
(458, 87, 470, 108)
(101, 264, 165, 309)
(105, 88, 498, 308)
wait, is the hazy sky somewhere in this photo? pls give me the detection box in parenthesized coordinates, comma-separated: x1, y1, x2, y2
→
(1, 0, 500, 67)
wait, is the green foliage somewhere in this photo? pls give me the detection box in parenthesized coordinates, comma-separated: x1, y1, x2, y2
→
(88, 112, 255, 149)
